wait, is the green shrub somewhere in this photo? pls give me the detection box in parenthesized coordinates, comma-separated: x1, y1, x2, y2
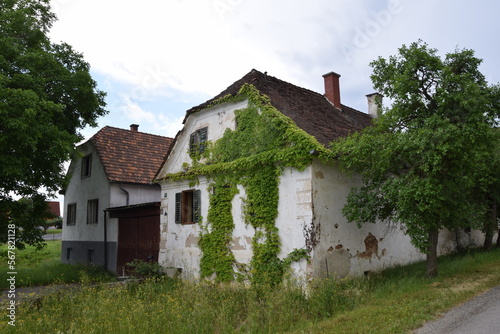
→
(126, 259, 166, 279)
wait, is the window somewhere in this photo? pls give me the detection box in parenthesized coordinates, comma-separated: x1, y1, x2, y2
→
(66, 248, 73, 261)
(87, 249, 95, 263)
(189, 127, 208, 155)
(87, 199, 99, 224)
(67, 203, 76, 226)
(81, 154, 92, 178)
(175, 190, 201, 224)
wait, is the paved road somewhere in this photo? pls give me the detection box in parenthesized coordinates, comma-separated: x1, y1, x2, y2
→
(414, 286, 500, 334)
(43, 233, 62, 241)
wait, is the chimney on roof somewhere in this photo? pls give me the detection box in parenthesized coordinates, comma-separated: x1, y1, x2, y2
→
(130, 124, 139, 132)
(366, 93, 383, 118)
(323, 71, 342, 109)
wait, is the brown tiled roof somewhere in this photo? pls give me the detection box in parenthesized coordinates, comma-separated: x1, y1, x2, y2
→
(89, 126, 173, 184)
(187, 69, 372, 146)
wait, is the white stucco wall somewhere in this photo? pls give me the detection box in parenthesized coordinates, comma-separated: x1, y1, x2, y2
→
(62, 142, 110, 242)
(309, 159, 485, 279)
(158, 168, 315, 281)
(275, 166, 314, 282)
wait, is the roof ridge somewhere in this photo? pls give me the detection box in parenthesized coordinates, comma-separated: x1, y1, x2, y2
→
(254, 69, 327, 99)
(92, 125, 172, 140)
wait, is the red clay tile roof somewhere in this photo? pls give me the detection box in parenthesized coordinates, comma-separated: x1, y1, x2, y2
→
(187, 69, 372, 146)
(47, 201, 60, 217)
(89, 126, 173, 184)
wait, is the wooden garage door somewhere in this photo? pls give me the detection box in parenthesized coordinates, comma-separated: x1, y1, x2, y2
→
(116, 215, 160, 274)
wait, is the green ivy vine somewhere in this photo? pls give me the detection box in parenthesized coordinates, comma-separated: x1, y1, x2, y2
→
(158, 84, 332, 286)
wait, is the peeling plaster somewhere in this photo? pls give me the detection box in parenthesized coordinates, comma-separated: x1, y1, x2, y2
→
(358, 233, 379, 259)
(230, 237, 246, 250)
(185, 234, 199, 248)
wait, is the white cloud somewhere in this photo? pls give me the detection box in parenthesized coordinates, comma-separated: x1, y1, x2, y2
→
(48, 0, 500, 136)
(156, 114, 185, 138)
(119, 96, 156, 123)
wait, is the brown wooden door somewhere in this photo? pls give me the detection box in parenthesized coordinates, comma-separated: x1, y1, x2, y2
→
(116, 215, 160, 274)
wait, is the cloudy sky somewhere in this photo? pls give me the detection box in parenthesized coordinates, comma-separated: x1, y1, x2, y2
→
(48, 0, 500, 140)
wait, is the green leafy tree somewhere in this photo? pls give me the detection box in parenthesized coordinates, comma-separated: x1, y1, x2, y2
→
(480, 128, 500, 250)
(0, 0, 107, 248)
(332, 41, 500, 277)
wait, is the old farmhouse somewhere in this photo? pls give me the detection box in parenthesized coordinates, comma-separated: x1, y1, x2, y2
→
(154, 69, 484, 283)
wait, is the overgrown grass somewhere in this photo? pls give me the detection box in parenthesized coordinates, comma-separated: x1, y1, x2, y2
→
(2, 248, 499, 333)
(0, 241, 114, 289)
(45, 228, 62, 235)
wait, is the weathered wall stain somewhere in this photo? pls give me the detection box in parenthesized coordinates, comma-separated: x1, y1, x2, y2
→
(185, 234, 199, 248)
(314, 171, 325, 179)
(304, 221, 321, 252)
(358, 233, 378, 258)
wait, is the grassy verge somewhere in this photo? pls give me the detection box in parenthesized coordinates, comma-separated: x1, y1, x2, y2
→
(0, 241, 114, 289)
(2, 248, 499, 333)
(292, 248, 500, 333)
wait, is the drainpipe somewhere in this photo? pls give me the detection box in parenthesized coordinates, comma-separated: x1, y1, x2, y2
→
(103, 209, 108, 271)
(120, 183, 130, 206)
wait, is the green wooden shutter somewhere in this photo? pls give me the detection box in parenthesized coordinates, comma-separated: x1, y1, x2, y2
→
(189, 132, 196, 155)
(199, 128, 208, 153)
(193, 190, 201, 223)
(175, 192, 182, 224)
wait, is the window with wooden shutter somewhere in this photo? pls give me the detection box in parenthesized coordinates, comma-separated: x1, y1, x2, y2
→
(193, 189, 201, 223)
(189, 127, 208, 156)
(175, 193, 182, 224)
(198, 128, 207, 153)
(175, 190, 201, 224)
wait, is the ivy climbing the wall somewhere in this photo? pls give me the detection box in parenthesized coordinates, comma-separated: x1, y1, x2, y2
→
(198, 180, 238, 282)
(158, 84, 332, 286)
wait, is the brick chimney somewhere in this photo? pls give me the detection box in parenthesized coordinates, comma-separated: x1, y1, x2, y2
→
(323, 71, 342, 109)
(130, 124, 139, 132)
(366, 93, 383, 118)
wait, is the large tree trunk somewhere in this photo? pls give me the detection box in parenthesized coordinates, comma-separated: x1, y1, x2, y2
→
(484, 198, 496, 251)
(426, 230, 439, 278)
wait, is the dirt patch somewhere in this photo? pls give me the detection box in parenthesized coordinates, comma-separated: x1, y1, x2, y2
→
(448, 275, 493, 294)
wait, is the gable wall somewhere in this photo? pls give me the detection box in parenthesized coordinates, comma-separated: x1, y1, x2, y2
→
(62, 142, 111, 242)
(157, 99, 317, 280)
(156, 100, 248, 179)
(61, 142, 116, 270)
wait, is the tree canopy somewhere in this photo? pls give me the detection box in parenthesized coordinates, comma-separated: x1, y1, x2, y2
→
(331, 40, 500, 277)
(0, 0, 107, 249)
